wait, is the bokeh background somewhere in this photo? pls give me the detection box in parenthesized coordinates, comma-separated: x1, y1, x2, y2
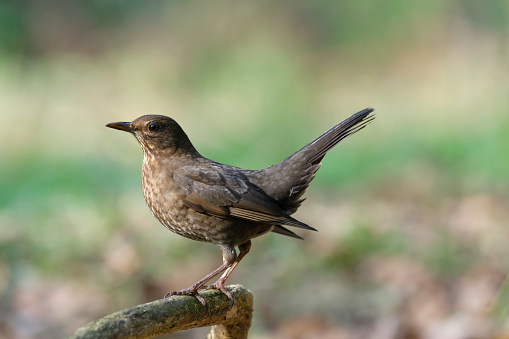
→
(1, 1, 509, 338)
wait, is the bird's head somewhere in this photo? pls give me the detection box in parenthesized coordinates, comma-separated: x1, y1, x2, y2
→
(106, 115, 197, 156)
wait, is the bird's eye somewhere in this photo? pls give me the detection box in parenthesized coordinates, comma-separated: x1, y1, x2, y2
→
(148, 123, 159, 132)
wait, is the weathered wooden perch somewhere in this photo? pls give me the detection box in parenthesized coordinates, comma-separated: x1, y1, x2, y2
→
(66, 285, 253, 339)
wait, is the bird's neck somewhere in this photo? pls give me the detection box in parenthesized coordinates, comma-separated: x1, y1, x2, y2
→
(141, 148, 202, 175)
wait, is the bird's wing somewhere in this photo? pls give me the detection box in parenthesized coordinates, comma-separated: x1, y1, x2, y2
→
(173, 165, 316, 231)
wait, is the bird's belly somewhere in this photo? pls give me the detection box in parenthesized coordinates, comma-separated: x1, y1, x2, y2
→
(146, 192, 273, 246)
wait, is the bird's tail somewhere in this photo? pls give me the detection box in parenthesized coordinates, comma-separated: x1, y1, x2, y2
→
(300, 107, 374, 165)
(254, 108, 375, 214)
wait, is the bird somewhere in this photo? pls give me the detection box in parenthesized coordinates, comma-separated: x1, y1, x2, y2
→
(106, 107, 374, 306)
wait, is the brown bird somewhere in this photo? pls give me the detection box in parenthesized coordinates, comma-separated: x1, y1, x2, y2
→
(106, 108, 374, 305)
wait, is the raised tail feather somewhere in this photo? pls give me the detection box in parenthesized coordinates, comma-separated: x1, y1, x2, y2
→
(251, 108, 375, 220)
(304, 107, 375, 165)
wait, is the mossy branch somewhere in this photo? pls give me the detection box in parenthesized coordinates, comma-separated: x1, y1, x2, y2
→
(66, 285, 253, 339)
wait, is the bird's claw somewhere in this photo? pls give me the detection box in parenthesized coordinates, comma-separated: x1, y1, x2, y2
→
(164, 288, 208, 307)
(204, 283, 234, 310)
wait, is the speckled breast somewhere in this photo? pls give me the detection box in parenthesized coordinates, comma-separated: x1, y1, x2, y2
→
(141, 160, 273, 246)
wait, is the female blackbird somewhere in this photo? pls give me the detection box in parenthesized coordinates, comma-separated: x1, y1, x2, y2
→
(106, 108, 374, 305)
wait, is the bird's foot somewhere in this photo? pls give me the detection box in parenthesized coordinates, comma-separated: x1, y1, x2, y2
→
(164, 288, 207, 306)
(203, 281, 234, 310)
(163, 262, 231, 308)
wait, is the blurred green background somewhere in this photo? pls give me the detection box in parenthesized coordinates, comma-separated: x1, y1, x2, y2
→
(1, 1, 508, 338)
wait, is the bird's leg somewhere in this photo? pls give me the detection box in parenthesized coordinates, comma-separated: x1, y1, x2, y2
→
(205, 240, 251, 305)
(164, 245, 238, 306)
(164, 262, 227, 294)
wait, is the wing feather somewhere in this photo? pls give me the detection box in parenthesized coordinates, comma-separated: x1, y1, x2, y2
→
(174, 164, 316, 231)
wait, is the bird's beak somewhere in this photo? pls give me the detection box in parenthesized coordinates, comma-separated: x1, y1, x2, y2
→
(106, 121, 133, 133)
